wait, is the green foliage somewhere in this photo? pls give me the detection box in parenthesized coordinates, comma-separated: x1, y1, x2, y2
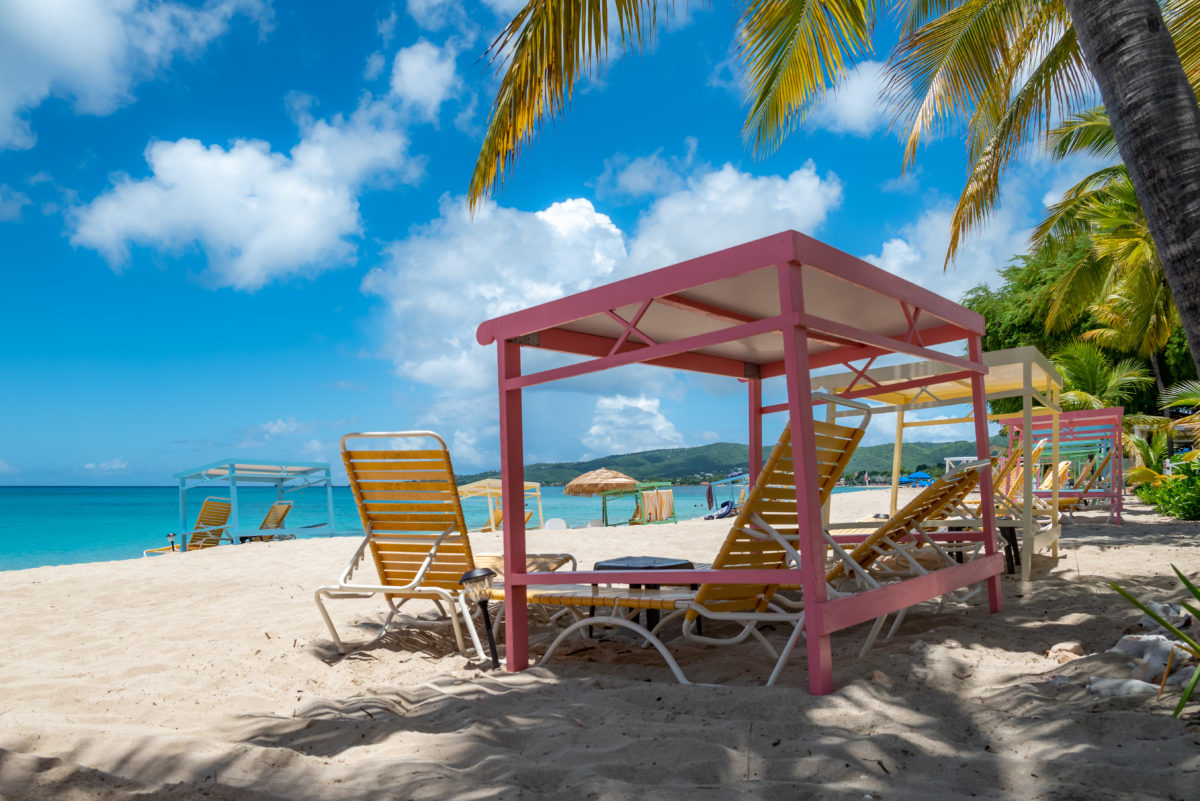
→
(1136, 461, 1200, 521)
(1052, 341, 1154, 411)
(961, 239, 1097, 415)
(961, 235, 1097, 356)
(1164, 329, 1200, 384)
(1110, 564, 1200, 717)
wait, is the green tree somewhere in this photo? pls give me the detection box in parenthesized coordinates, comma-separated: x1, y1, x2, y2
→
(1051, 340, 1154, 411)
(1031, 110, 1179, 389)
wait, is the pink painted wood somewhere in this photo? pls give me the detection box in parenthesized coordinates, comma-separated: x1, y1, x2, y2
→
(1009, 407, 1125, 524)
(476, 229, 1002, 693)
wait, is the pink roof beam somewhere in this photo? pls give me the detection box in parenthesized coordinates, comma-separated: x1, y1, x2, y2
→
(1008, 407, 1125, 524)
(475, 230, 1004, 694)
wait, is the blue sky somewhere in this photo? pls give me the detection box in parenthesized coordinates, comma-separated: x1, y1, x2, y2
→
(0, 1, 1098, 485)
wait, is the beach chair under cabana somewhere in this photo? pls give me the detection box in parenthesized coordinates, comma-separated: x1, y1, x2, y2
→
(143, 497, 233, 556)
(1057, 451, 1115, 521)
(476, 230, 1004, 694)
(1007, 407, 1124, 524)
(812, 346, 1063, 582)
(487, 399, 871, 684)
(458, 477, 544, 531)
(247, 500, 295, 542)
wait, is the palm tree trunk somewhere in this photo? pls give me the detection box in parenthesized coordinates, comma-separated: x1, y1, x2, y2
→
(1150, 352, 1165, 393)
(1062, 0, 1200, 376)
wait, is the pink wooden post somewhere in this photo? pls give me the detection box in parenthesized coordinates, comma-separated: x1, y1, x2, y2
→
(498, 339, 529, 671)
(777, 262, 833, 694)
(747, 378, 762, 483)
(969, 335, 1003, 613)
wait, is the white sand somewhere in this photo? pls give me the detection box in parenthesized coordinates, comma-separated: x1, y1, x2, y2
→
(2, 489, 1199, 799)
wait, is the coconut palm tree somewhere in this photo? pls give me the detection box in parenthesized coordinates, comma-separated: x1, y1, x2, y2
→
(1051, 340, 1153, 410)
(1030, 109, 1178, 388)
(468, 0, 1200, 375)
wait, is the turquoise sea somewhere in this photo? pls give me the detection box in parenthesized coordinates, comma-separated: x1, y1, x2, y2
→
(0, 484, 874, 572)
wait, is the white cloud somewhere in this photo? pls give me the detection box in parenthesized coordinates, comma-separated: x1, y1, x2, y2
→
(595, 138, 697, 200)
(0, 185, 31, 221)
(862, 203, 1029, 300)
(390, 40, 460, 121)
(378, 8, 399, 42)
(71, 98, 417, 290)
(363, 193, 628, 392)
(0, 0, 269, 150)
(364, 51, 386, 80)
(583, 395, 684, 455)
(84, 457, 128, 471)
(809, 61, 887, 137)
(629, 161, 843, 269)
(406, 0, 460, 30)
(480, 0, 525, 16)
(260, 417, 310, 436)
(0, 458, 14, 474)
(363, 152, 843, 464)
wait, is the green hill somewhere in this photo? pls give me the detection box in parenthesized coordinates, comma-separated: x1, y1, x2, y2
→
(456, 436, 1006, 485)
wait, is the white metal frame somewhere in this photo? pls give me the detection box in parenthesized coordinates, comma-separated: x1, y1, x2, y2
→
(173, 458, 338, 550)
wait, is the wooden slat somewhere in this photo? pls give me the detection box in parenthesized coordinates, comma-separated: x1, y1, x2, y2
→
(346, 449, 448, 460)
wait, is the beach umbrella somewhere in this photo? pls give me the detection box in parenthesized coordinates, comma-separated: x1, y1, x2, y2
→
(564, 468, 638, 497)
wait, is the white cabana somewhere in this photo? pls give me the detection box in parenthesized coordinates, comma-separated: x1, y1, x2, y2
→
(812, 346, 1064, 581)
(457, 478, 544, 531)
(173, 459, 336, 549)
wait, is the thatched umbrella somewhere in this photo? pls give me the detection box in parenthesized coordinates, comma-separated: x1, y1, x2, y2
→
(563, 468, 638, 497)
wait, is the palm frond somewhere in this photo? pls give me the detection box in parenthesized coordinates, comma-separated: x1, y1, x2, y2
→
(935, 17, 1093, 263)
(1160, 380, 1200, 410)
(468, 0, 659, 209)
(1046, 106, 1118, 160)
(740, 0, 877, 154)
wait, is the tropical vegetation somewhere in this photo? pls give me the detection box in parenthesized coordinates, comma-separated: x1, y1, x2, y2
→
(1111, 565, 1200, 716)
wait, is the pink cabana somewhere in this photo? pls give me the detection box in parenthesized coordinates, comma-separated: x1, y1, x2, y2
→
(475, 230, 1003, 694)
(1008, 407, 1124, 524)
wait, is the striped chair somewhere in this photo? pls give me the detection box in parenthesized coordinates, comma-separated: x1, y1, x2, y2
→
(489, 395, 873, 685)
(314, 432, 485, 658)
(143, 497, 232, 556)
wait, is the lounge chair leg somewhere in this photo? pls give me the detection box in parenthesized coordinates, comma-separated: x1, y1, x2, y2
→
(539, 616, 691, 685)
(766, 618, 807, 687)
(886, 609, 906, 640)
(457, 593, 488, 662)
(313, 588, 346, 654)
(859, 615, 887, 658)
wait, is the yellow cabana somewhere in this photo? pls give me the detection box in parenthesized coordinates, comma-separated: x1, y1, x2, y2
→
(458, 478, 544, 531)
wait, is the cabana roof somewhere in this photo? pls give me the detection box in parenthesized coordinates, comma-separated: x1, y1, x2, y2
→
(174, 459, 331, 484)
(457, 478, 540, 498)
(477, 231, 984, 381)
(811, 346, 1061, 408)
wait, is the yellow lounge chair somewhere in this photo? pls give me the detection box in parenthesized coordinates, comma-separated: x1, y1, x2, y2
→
(477, 506, 535, 532)
(1057, 452, 1114, 521)
(315, 431, 486, 657)
(1039, 460, 1071, 491)
(143, 497, 232, 556)
(245, 500, 295, 542)
(487, 395, 873, 685)
(315, 431, 576, 656)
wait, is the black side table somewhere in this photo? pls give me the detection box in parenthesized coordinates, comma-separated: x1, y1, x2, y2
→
(591, 555, 695, 633)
